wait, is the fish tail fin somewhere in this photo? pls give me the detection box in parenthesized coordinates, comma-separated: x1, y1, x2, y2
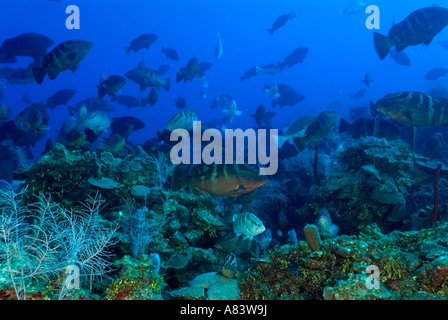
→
(339, 8, 346, 16)
(141, 97, 148, 107)
(374, 32, 394, 60)
(124, 46, 131, 54)
(292, 137, 307, 152)
(268, 28, 274, 35)
(240, 76, 245, 82)
(161, 46, 166, 53)
(163, 78, 171, 91)
(196, 71, 204, 79)
(176, 69, 186, 83)
(32, 67, 46, 84)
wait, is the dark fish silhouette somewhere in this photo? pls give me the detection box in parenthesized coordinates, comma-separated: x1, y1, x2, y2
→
(284, 47, 309, 68)
(374, 7, 448, 60)
(174, 97, 187, 109)
(114, 95, 140, 108)
(272, 84, 305, 107)
(350, 88, 367, 99)
(268, 11, 297, 35)
(97, 75, 126, 98)
(389, 49, 411, 66)
(424, 68, 448, 81)
(46, 89, 76, 109)
(141, 88, 159, 107)
(361, 73, 373, 87)
(1, 33, 54, 63)
(125, 60, 170, 91)
(162, 46, 179, 61)
(125, 34, 158, 54)
(240, 66, 259, 82)
(176, 57, 204, 83)
(32, 40, 94, 84)
(250, 104, 275, 128)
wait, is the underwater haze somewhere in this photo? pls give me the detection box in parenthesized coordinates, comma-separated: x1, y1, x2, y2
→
(2, 0, 448, 302)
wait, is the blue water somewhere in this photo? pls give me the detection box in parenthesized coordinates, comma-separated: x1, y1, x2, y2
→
(1, 0, 447, 156)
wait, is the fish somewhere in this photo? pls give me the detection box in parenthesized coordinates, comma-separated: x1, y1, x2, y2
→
(316, 208, 339, 235)
(389, 49, 411, 66)
(255, 62, 286, 75)
(141, 87, 159, 107)
(338, 117, 405, 141)
(46, 89, 77, 109)
(164, 109, 198, 132)
(339, 0, 367, 16)
(370, 91, 448, 127)
(199, 62, 214, 73)
(172, 163, 268, 198)
(176, 57, 204, 83)
(0, 47, 17, 63)
(215, 32, 223, 59)
(268, 11, 297, 35)
(15, 103, 50, 134)
(233, 212, 266, 240)
(250, 104, 275, 128)
(272, 83, 305, 107)
(110, 116, 145, 139)
(77, 104, 110, 135)
(240, 66, 259, 82)
(220, 253, 238, 279)
(97, 75, 127, 99)
(277, 115, 316, 148)
(429, 84, 448, 99)
(350, 88, 367, 99)
(161, 46, 179, 61)
(292, 110, 339, 151)
(98, 134, 126, 156)
(210, 93, 233, 109)
(222, 100, 242, 123)
(32, 40, 94, 84)
(349, 106, 372, 122)
(125, 34, 158, 54)
(361, 73, 373, 87)
(174, 97, 187, 109)
(57, 117, 86, 148)
(1, 33, 54, 62)
(374, 7, 448, 60)
(73, 97, 115, 114)
(264, 83, 280, 99)
(7, 63, 36, 85)
(114, 95, 141, 108)
(283, 47, 309, 68)
(156, 64, 170, 75)
(424, 68, 448, 81)
(125, 60, 170, 91)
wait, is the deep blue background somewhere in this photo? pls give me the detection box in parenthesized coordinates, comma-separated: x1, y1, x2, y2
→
(1, 0, 447, 156)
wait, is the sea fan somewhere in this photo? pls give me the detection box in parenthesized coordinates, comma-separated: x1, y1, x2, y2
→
(0, 183, 117, 300)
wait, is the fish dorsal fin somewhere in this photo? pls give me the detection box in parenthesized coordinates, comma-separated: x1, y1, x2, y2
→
(99, 74, 106, 84)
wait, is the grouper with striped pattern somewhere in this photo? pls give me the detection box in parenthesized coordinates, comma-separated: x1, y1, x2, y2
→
(32, 40, 94, 84)
(370, 91, 448, 127)
(172, 163, 268, 198)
